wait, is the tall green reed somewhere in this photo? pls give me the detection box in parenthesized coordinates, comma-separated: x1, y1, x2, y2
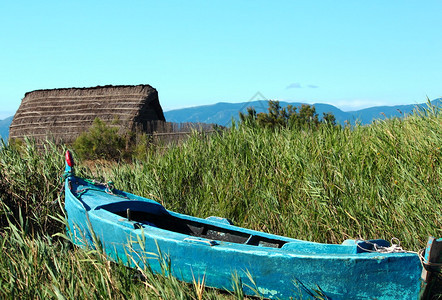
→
(104, 108, 440, 250)
(0, 139, 66, 234)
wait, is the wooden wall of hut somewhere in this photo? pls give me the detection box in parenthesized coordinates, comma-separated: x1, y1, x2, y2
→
(141, 120, 221, 145)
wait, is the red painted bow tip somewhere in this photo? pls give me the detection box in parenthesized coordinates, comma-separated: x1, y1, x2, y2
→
(65, 150, 74, 167)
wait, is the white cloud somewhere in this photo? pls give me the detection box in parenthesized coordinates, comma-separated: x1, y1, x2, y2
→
(286, 83, 302, 89)
(286, 83, 319, 89)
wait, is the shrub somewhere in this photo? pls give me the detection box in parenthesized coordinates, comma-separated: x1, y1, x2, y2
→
(73, 118, 127, 161)
(239, 100, 336, 130)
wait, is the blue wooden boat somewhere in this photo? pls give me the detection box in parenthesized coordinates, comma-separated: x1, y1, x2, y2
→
(63, 151, 434, 299)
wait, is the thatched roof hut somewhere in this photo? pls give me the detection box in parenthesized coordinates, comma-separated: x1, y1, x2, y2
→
(9, 84, 165, 144)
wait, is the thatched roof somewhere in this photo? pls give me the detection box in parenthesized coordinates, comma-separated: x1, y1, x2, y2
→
(9, 84, 165, 144)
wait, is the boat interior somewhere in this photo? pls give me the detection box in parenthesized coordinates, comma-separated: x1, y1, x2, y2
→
(100, 201, 287, 248)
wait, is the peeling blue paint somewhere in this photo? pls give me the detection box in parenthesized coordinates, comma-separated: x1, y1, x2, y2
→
(258, 287, 278, 297)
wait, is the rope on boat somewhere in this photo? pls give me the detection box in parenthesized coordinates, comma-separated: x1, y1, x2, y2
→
(358, 238, 441, 274)
(356, 237, 416, 254)
(355, 238, 442, 273)
(83, 178, 115, 193)
(74, 179, 131, 200)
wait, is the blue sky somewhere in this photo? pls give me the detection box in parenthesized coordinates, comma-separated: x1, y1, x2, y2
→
(1, 1, 441, 119)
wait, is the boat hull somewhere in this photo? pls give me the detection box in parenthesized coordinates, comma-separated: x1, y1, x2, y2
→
(65, 176, 422, 299)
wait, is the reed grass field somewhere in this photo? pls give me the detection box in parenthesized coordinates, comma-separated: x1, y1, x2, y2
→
(0, 105, 440, 299)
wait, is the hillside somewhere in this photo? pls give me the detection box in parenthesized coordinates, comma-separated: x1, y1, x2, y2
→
(165, 98, 442, 126)
(0, 116, 13, 140)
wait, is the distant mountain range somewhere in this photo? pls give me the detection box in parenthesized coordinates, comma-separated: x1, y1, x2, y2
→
(1, 99, 440, 140)
(0, 116, 13, 140)
(164, 98, 441, 127)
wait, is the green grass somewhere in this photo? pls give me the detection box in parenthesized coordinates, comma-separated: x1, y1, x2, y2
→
(0, 104, 440, 298)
